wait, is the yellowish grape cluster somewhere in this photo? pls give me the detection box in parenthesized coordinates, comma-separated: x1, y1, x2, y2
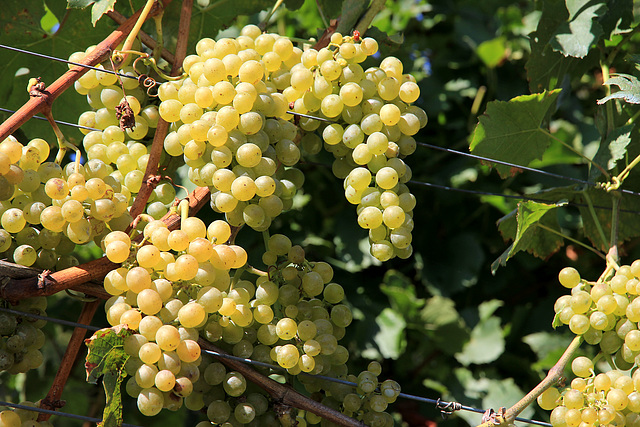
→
(554, 264, 640, 362)
(295, 32, 424, 262)
(0, 135, 118, 269)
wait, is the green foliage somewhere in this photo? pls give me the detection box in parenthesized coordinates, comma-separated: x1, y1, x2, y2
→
(470, 90, 562, 178)
(67, 0, 117, 26)
(85, 326, 131, 427)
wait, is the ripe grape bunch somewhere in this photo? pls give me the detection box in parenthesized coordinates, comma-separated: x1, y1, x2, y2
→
(538, 263, 640, 427)
(156, 25, 423, 261)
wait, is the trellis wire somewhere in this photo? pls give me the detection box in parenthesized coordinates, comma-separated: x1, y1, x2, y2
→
(0, 107, 100, 132)
(0, 307, 551, 426)
(408, 179, 640, 215)
(0, 45, 139, 81)
(415, 141, 640, 198)
(0, 400, 142, 427)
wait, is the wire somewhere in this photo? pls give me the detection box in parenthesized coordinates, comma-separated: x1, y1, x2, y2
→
(286, 110, 335, 122)
(0, 400, 142, 427)
(0, 107, 100, 132)
(0, 44, 138, 80)
(408, 180, 640, 215)
(4, 308, 550, 426)
(416, 141, 640, 198)
(0, 307, 100, 332)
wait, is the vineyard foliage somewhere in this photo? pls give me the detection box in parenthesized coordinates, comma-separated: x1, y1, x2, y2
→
(1, 0, 640, 426)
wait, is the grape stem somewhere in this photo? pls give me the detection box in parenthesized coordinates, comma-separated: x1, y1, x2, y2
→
(474, 335, 583, 427)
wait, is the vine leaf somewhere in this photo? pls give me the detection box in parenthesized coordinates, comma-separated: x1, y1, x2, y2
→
(590, 124, 634, 181)
(373, 308, 406, 360)
(597, 74, 640, 104)
(493, 199, 565, 273)
(454, 300, 504, 366)
(85, 325, 132, 427)
(67, 0, 117, 26)
(549, 0, 607, 58)
(469, 89, 561, 178)
(526, 0, 598, 92)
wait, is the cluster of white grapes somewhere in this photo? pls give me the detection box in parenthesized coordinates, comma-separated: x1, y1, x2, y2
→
(0, 297, 47, 375)
(0, 135, 94, 269)
(101, 212, 399, 425)
(303, 33, 423, 262)
(155, 25, 421, 262)
(539, 263, 640, 427)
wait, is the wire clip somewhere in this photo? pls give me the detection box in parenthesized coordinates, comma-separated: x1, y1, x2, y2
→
(436, 398, 462, 419)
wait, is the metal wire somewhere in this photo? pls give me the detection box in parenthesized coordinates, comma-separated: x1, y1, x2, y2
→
(0, 107, 100, 132)
(0, 306, 99, 332)
(0, 400, 142, 427)
(416, 141, 640, 198)
(286, 110, 335, 122)
(0, 44, 138, 80)
(4, 309, 551, 426)
(408, 180, 640, 215)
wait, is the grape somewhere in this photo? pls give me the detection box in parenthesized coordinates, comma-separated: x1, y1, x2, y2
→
(137, 387, 164, 416)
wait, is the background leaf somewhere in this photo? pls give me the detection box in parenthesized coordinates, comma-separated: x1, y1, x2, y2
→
(549, 0, 607, 58)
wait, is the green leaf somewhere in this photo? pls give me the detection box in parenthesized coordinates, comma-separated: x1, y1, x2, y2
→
(599, 0, 633, 38)
(374, 308, 406, 359)
(598, 74, 640, 104)
(526, 0, 597, 92)
(483, 378, 535, 421)
(469, 90, 562, 178)
(90, 0, 117, 26)
(85, 326, 131, 427)
(455, 301, 505, 366)
(100, 372, 125, 427)
(421, 295, 460, 327)
(549, 0, 607, 58)
(524, 332, 574, 370)
(510, 200, 565, 258)
(317, 0, 344, 20)
(591, 124, 634, 176)
(67, 0, 95, 7)
(476, 37, 507, 68)
(380, 271, 424, 318)
(336, 0, 368, 36)
(421, 295, 469, 354)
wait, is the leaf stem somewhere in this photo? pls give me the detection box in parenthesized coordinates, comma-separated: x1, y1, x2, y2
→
(608, 194, 620, 265)
(540, 129, 610, 180)
(582, 189, 608, 251)
(260, 0, 285, 30)
(354, 0, 386, 36)
(535, 224, 606, 260)
(117, 0, 157, 66)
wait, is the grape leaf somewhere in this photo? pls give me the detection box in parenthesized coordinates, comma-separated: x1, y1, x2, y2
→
(591, 124, 634, 181)
(469, 90, 561, 178)
(597, 74, 640, 105)
(493, 198, 566, 272)
(0, 3, 114, 143)
(549, 0, 607, 59)
(599, 0, 633, 38)
(526, 0, 597, 92)
(85, 325, 131, 427)
(67, 0, 116, 26)
(336, 0, 368, 36)
(374, 308, 406, 359)
(380, 271, 424, 318)
(317, 0, 343, 20)
(454, 300, 504, 366)
(476, 37, 507, 68)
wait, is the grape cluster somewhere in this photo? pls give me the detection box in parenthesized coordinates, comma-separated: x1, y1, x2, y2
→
(0, 403, 53, 427)
(157, 25, 310, 232)
(70, 45, 178, 221)
(0, 297, 47, 374)
(538, 356, 640, 427)
(0, 136, 86, 269)
(294, 33, 423, 261)
(553, 264, 640, 366)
